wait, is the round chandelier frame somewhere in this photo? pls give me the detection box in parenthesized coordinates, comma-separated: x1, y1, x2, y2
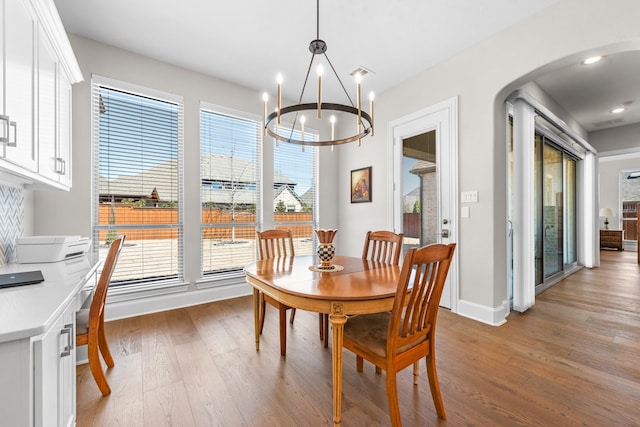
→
(265, 103, 372, 146)
(263, 0, 374, 148)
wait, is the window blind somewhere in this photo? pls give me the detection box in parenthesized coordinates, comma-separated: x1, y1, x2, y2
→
(92, 76, 184, 287)
(273, 128, 318, 255)
(200, 104, 260, 276)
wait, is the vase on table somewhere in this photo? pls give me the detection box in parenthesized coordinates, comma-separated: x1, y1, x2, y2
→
(316, 229, 337, 269)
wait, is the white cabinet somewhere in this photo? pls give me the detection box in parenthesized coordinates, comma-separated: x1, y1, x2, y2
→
(0, 258, 99, 427)
(37, 22, 59, 182)
(58, 72, 73, 187)
(1, 0, 37, 172)
(33, 302, 76, 427)
(37, 21, 73, 187)
(0, 0, 82, 189)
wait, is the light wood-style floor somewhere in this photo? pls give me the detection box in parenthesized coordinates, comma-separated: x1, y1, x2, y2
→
(77, 250, 640, 426)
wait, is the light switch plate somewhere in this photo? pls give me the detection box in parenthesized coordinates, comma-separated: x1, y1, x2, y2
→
(461, 191, 478, 203)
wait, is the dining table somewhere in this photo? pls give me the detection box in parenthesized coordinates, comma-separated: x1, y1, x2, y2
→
(244, 254, 401, 426)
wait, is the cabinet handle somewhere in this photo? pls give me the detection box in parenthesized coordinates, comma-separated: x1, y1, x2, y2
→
(0, 115, 9, 144)
(60, 323, 74, 357)
(7, 121, 17, 147)
(56, 157, 67, 175)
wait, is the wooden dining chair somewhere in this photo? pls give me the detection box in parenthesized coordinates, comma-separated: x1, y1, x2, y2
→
(319, 230, 404, 348)
(361, 230, 404, 264)
(76, 235, 125, 396)
(257, 229, 296, 356)
(343, 243, 456, 425)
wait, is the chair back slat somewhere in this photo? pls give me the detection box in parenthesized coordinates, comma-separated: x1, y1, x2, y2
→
(257, 229, 294, 261)
(389, 243, 456, 350)
(91, 236, 125, 321)
(362, 230, 404, 265)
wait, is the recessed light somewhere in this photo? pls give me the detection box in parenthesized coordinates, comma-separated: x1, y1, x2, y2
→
(611, 106, 626, 114)
(583, 56, 603, 65)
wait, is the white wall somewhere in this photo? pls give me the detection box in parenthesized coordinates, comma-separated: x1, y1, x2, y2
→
(337, 0, 640, 321)
(591, 123, 640, 153)
(598, 155, 640, 229)
(593, 124, 640, 230)
(32, 35, 338, 314)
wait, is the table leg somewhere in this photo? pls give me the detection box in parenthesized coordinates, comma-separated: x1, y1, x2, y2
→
(330, 311, 347, 426)
(253, 288, 260, 351)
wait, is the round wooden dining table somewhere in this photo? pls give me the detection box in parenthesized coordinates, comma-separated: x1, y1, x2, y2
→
(244, 255, 401, 426)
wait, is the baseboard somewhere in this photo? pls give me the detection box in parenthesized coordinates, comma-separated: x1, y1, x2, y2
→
(104, 281, 252, 322)
(456, 298, 507, 326)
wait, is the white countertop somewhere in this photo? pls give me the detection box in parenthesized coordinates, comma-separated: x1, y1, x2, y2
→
(0, 256, 100, 343)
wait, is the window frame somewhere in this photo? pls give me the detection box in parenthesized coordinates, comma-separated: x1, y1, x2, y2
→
(198, 102, 262, 284)
(91, 75, 186, 298)
(272, 125, 319, 256)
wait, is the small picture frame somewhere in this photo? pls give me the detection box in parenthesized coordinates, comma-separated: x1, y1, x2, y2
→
(351, 167, 372, 203)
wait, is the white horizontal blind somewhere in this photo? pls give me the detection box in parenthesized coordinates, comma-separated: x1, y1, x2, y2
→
(200, 105, 260, 276)
(273, 128, 318, 255)
(92, 77, 184, 286)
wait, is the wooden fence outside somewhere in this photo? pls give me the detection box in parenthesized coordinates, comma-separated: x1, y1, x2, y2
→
(403, 212, 420, 238)
(98, 205, 313, 241)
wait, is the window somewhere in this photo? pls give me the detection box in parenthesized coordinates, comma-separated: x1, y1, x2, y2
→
(273, 128, 318, 255)
(92, 76, 184, 288)
(200, 104, 260, 277)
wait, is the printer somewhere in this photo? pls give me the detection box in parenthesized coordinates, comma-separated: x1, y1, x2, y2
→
(16, 235, 91, 263)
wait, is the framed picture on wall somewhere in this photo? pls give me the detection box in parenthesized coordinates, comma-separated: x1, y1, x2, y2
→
(351, 167, 372, 203)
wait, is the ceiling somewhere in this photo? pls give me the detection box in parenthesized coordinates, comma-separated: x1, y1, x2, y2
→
(53, 0, 640, 134)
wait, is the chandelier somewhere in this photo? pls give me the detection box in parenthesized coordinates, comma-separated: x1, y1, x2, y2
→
(262, 0, 374, 148)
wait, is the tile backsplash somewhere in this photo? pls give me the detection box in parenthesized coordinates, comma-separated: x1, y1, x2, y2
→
(0, 184, 24, 265)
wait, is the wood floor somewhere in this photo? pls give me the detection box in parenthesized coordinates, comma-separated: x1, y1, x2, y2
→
(77, 250, 640, 426)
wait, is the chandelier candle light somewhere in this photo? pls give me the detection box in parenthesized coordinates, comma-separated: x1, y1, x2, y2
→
(262, 0, 374, 150)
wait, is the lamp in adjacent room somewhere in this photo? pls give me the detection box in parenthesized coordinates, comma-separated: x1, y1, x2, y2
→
(599, 207, 615, 230)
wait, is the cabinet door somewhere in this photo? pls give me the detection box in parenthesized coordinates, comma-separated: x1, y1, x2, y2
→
(33, 305, 76, 427)
(38, 25, 60, 182)
(58, 71, 73, 187)
(3, 0, 37, 171)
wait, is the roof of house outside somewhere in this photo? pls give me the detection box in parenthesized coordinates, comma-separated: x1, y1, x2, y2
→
(274, 185, 303, 206)
(299, 187, 314, 207)
(410, 160, 436, 175)
(100, 153, 297, 202)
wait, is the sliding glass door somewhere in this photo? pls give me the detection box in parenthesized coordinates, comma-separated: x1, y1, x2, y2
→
(534, 134, 578, 289)
(508, 116, 579, 300)
(542, 144, 563, 279)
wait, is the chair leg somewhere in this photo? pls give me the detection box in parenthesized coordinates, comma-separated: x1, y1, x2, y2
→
(97, 313, 114, 368)
(425, 352, 446, 419)
(88, 335, 111, 396)
(385, 369, 401, 427)
(289, 308, 296, 324)
(375, 366, 382, 375)
(259, 294, 266, 334)
(278, 306, 287, 357)
(413, 361, 419, 385)
(356, 356, 364, 372)
(323, 314, 329, 348)
(318, 313, 324, 340)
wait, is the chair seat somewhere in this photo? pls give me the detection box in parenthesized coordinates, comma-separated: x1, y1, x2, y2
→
(345, 312, 431, 357)
(344, 312, 391, 358)
(76, 308, 89, 335)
